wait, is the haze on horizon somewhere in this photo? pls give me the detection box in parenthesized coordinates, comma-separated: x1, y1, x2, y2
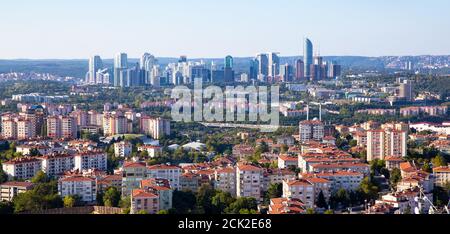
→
(1, 0, 449, 59)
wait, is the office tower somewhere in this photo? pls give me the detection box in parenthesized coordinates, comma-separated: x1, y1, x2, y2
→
(224, 55, 235, 82)
(87, 55, 103, 84)
(225, 55, 233, 69)
(399, 80, 413, 101)
(327, 62, 341, 79)
(304, 38, 313, 79)
(366, 129, 407, 161)
(279, 63, 293, 82)
(298, 119, 324, 142)
(96, 68, 111, 84)
(249, 59, 258, 80)
(140, 53, 157, 84)
(179, 55, 187, 63)
(295, 59, 305, 80)
(240, 73, 249, 82)
(310, 56, 326, 81)
(190, 63, 210, 83)
(114, 53, 128, 87)
(150, 65, 161, 87)
(268, 52, 280, 77)
(256, 53, 269, 81)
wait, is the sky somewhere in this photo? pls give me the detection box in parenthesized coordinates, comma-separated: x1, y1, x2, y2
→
(0, 0, 449, 59)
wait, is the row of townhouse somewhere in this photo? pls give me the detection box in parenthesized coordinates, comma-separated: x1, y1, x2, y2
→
(1, 151, 107, 179)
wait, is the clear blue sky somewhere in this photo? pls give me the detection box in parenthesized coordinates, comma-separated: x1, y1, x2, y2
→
(1, 0, 449, 59)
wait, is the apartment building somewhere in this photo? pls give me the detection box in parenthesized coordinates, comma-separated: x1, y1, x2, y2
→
(433, 166, 450, 187)
(2, 157, 42, 180)
(147, 164, 181, 190)
(278, 155, 298, 169)
(114, 141, 132, 158)
(302, 171, 364, 193)
(74, 151, 107, 172)
(236, 164, 263, 201)
(140, 116, 171, 140)
(0, 181, 34, 201)
(298, 120, 324, 143)
(130, 189, 159, 214)
(39, 153, 75, 177)
(121, 161, 148, 196)
(47, 115, 77, 139)
(58, 176, 97, 203)
(282, 179, 315, 208)
(367, 129, 407, 161)
(214, 167, 236, 196)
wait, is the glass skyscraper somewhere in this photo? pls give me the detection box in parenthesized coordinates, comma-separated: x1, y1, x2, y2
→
(304, 38, 313, 79)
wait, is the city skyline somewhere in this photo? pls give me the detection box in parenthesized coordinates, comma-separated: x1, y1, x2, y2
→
(0, 0, 449, 59)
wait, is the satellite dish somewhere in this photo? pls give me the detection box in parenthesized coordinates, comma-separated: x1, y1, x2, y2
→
(414, 197, 419, 202)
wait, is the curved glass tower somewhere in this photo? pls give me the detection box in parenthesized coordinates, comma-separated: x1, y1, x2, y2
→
(304, 38, 313, 78)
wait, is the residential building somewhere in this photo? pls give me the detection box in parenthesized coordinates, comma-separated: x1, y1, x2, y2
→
(0, 181, 34, 201)
(58, 176, 96, 203)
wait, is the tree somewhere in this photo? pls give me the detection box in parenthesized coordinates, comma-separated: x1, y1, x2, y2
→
(119, 195, 131, 212)
(280, 144, 289, 154)
(389, 168, 402, 186)
(172, 190, 196, 214)
(31, 171, 49, 183)
(264, 183, 282, 204)
(211, 191, 235, 214)
(0, 165, 7, 183)
(324, 209, 334, 214)
(0, 201, 14, 214)
(137, 210, 149, 214)
(359, 177, 379, 200)
(157, 209, 169, 214)
(306, 208, 316, 214)
(431, 154, 448, 167)
(103, 187, 121, 207)
(13, 181, 63, 213)
(63, 195, 81, 208)
(196, 184, 216, 214)
(225, 197, 258, 214)
(316, 191, 328, 208)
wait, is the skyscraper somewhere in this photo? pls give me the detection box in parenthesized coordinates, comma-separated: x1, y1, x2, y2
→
(256, 53, 269, 81)
(114, 53, 128, 87)
(249, 59, 258, 80)
(140, 53, 157, 85)
(224, 55, 235, 82)
(399, 80, 413, 101)
(225, 55, 233, 69)
(268, 52, 280, 78)
(304, 38, 313, 79)
(295, 59, 304, 80)
(87, 55, 103, 84)
(279, 63, 293, 82)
